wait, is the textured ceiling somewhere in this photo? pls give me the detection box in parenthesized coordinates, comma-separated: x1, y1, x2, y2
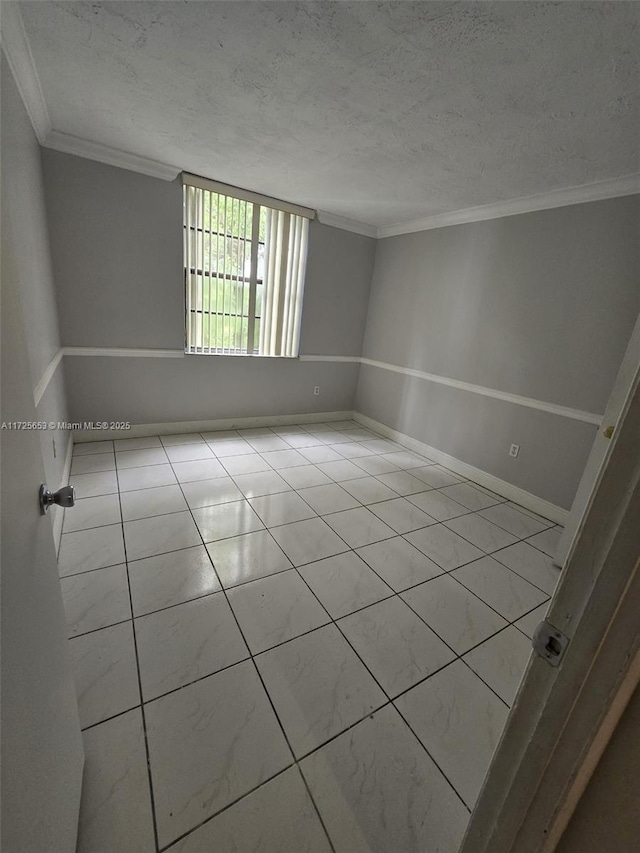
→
(20, 1, 640, 227)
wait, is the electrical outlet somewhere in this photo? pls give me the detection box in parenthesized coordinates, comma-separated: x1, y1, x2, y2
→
(509, 443, 520, 458)
(313, 386, 320, 396)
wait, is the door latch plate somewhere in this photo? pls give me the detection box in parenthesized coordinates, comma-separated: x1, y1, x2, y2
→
(532, 620, 569, 667)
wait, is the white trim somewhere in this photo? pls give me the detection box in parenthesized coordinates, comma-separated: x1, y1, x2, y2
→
(63, 346, 185, 359)
(359, 357, 603, 426)
(354, 410, 568, 524)
(33, 349, 64, 407)
(43, 131, 179, 181)
(299, 354, 361, 364)
(316, 211, 377, 238)
(377, 176, 640, 238)
(72, 411, 354, 442)
(52, 431, 74, 554)
(57, 348, 601, 425)
(0, 5, 51, 143)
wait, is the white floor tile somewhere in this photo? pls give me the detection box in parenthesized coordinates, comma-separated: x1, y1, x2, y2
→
(339, 597, 455, 697)
(61, 564, 131, 637)
(76, 709, 155, 853)
(271, 517, 350, 566)
(409, 465, 462, 488)
(451, 556, 548, 621)
(260, 448, 308, 469)
(408, 489, 470, 521)
(120, 484, 188, 522)
(368, 497, 436, 534)
(180, 476, 244, 508)
(207, 438, 253, 457)
(333, 442, 375, 459)
(339, 476, 398, 505)
(146, 661, 291, 848)
(406, 524, 484, 570)
(220, 453, 272, 476)
(206, 530, 292, 588)
(375, 470, 429, 496)
(493, 542, 561, 594)
(351, 454, 401, 475)
(200, 430, 241, 442)
(135, 593, 248, 700)
(316, 430, 356, 445)
(256, 624, 386, 758)
(358, 438, 401, 454)
(439, 482, 503, 511)
(283, 433, 326, 450)
(301, 705, 469, 853)
(526, 526, 563, 557)
(479, 503, 550, 538)
(116, 448, 168, 469)
(297, 483, 360, 515)
(73, 439, 115, 457)
(233, 469, 292, 497)
(515, 601, 550, 638)
(445, 512, 517, 553)
(278, 464, 333, 489)
(164, 443, 215, 463)
(62, 493, 121, 533)
(117, 464, 177, 492)
(71, 452, 116, 476)
(316, 459, 367, 482)
(128, 546, 221, 616)
(124, 511, 201, 561)
(172, 458, 228, 483)
(298, 444, 343, 463)
(58, 524, 126, 577)
(69, 621, 140, 729)
(324, 506, 395, 548)
(228, 570, 330, 654)
(244, 435, 292, 452)
(160, 433, 207, 446)
(379, 450, 432, 469)
(396, 660, 509, 807)
(165, 767, 331, 853)
(192, 499, 264, 542)
(248, 491, 317, 527)
(357, 537, 443, 592)
(464, 626, 532, 706)
(298, 551, 393, 618)
(402, 575, 507, 654)
(70, 470, 119, 498)
(114, 436, 162, 451)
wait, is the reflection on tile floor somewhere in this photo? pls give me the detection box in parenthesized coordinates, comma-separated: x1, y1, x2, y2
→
(59, 420, 562, 852)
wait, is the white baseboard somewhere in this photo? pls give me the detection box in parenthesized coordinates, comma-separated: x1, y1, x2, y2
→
(72, 410, 355, 442)
(354, 411, 568, 525)
(52, 431, 74, 554)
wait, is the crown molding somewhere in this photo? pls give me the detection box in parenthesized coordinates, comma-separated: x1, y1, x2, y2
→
(1, 2, 51, 142)
(377, 174, 640, 238)
(317, 211, 377, 238)
(43, 131, 180, 181)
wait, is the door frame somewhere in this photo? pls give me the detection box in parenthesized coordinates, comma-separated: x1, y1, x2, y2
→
(460, 360, 640, 853)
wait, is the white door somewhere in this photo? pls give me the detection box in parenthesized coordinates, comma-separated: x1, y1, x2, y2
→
(1, 228, 84, 850)
(555, 310, 640, 567)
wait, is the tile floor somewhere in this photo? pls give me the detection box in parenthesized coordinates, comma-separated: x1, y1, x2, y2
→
(60, 421, 562, 853)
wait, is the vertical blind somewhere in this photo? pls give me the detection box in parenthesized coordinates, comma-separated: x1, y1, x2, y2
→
(182, 173, 313, 357)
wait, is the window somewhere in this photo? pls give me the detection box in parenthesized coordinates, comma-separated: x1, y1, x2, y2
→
(182, 173, 313, 356)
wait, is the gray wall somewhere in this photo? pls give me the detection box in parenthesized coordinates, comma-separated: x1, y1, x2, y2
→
(557, 685, 640, 853)
(357, 197, 640, 509)
(42, 150, 375, 424)
(1, 55, 69, 508)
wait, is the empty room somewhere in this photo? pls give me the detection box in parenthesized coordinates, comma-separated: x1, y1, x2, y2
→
(2, 2, 639, 852)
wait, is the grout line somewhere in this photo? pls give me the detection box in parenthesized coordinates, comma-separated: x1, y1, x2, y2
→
(113, 461, 162, 853)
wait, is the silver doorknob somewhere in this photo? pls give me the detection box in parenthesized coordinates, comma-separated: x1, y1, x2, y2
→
(39, 484, 76, 515)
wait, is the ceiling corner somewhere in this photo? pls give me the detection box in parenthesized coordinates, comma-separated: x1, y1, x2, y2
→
(1, 1, 51, 143)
